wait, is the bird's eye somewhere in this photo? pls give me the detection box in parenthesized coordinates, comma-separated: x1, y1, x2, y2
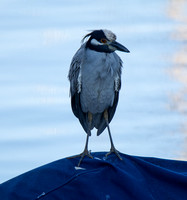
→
(100, 38, 107, 43)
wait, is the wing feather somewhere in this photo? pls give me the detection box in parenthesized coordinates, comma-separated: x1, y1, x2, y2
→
(68, 45, 90, 135)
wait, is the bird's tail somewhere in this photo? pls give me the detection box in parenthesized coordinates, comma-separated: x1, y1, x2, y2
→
(92, 113, 107, 136)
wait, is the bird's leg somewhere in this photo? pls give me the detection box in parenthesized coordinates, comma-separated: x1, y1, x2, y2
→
(77, 135, 92, 166)
(67, 112, 93, 166)
(104, 110, 122, 160)
(77, 112, 93, 166)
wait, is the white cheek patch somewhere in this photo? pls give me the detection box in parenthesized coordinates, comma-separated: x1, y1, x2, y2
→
(90, 38, 102, 46)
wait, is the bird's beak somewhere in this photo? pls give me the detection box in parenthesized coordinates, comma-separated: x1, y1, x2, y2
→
(109, 41, 130, 53)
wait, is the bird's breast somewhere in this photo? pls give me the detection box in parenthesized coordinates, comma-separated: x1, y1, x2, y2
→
(80, 52, 116, 114)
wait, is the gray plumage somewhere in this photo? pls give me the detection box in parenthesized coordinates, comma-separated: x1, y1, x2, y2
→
(68, 29, 129, 166)
(68, 42, 122, 135)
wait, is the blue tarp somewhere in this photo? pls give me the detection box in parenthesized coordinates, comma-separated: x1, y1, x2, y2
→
(0, 152, 187, 199)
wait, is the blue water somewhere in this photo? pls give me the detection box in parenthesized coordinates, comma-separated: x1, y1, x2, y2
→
(0, 0, 187, 183)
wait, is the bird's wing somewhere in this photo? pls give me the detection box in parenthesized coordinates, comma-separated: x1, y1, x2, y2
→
(68, 45, 89, 134)
(97, 55, 123, 136)
(108, 54, 122, 123)
(68, 47, 82, 97)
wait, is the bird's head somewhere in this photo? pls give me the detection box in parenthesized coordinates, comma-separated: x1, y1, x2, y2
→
(82, 29, 130, 53)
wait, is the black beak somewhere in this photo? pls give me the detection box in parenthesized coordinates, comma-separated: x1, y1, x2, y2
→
(110, 41, 130, 53)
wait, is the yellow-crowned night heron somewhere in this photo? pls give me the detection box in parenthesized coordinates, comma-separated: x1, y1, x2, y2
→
(68, 29, 130, 166)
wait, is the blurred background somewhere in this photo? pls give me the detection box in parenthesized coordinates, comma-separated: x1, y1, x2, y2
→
(0, 0, 187, 183)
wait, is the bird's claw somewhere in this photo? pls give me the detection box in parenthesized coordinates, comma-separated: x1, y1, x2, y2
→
(67, 149, 93, 167)
(105, 146, 122, 160)
(78, 149, 93, 166)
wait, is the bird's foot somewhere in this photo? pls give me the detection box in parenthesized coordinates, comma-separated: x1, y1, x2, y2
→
(67, 149, 93, 167)
(105, 146, 122, 160)
(77, 149, 93, 166)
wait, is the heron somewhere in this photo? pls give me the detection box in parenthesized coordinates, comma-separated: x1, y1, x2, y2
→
(68, 29, 130, 166)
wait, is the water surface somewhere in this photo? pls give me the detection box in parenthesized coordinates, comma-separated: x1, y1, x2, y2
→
(0, 0, 187, 183)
